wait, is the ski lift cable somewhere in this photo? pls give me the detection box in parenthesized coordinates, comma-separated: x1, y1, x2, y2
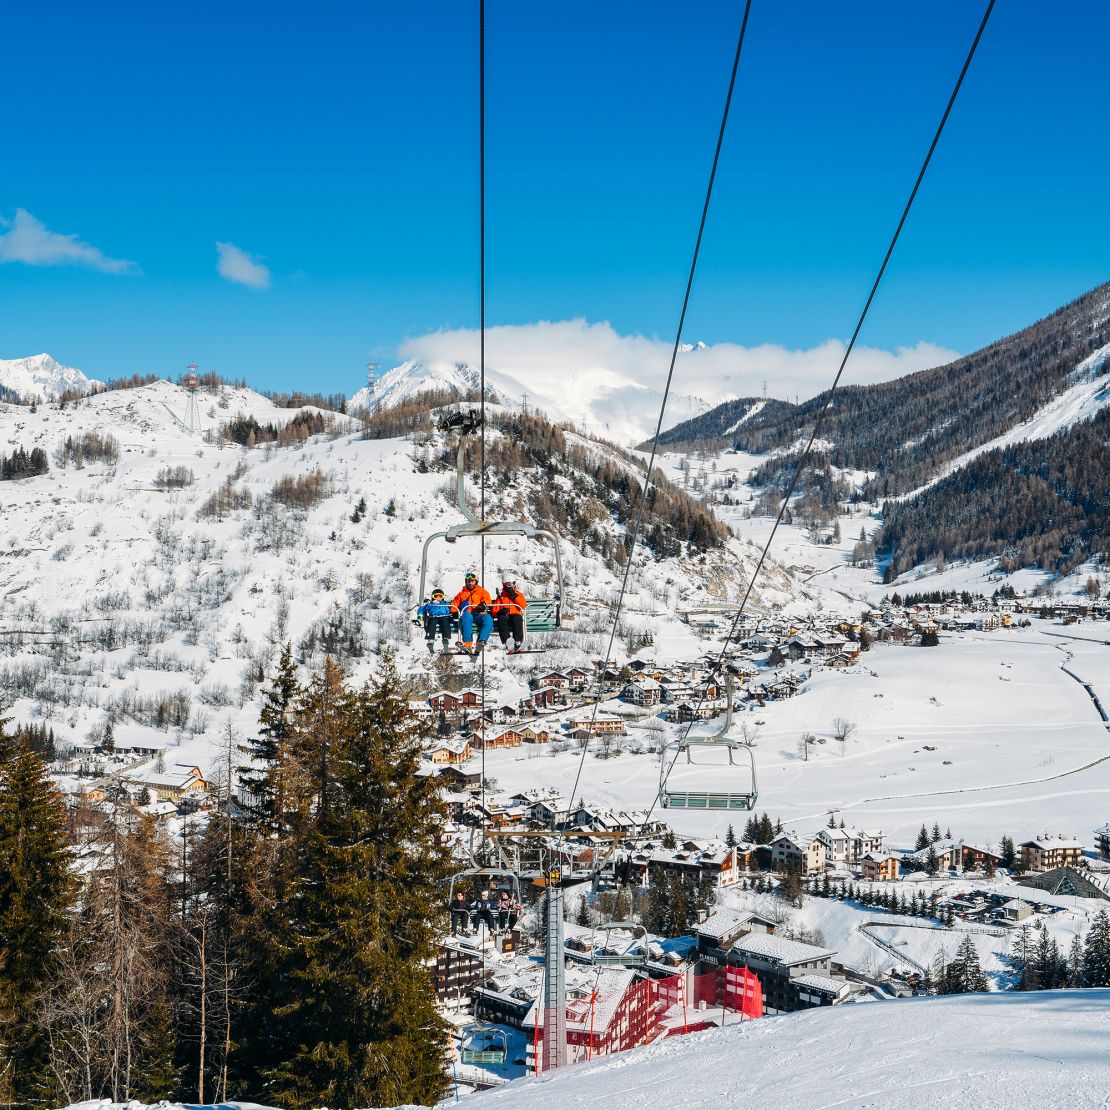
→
(563, 0, 755, 827)
(477, 0, 489, 839)
(643, 0, 997, 842)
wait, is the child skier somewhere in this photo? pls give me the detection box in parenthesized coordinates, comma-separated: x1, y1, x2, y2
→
(416, 588, 455, 654)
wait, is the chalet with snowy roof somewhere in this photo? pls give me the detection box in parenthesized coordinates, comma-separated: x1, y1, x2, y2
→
(428, 737, 473, 765)
(860, 852, 899, 882)
(815, 825, 884, 866)
(518, 725, 552, 743)
(565, 714, 625, 735)
(631, 841, 747, 889)
(958, 841, 1004, 870)
(1020, 836, 1084, 872)
(623, 677, 663, 706)
(536, 671, 571, 690)
(907, 839, 959, 871)
(408, 700, 435, 722)
(770, 831, 826, 875)
(665, 700, 724, 723)
(122, 763, 209, 803)
(564, 667, 591, 691)
(437, 765, 482, 792)
(428, 691, 462, 713)
(475, 728, 523, 751)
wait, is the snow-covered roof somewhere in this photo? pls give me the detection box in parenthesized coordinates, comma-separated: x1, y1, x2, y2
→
(731, 932, 836, 967)
(1022, 836, 1084, 850)
(695, 908, 755, 943)
(792, 973, 849, 995)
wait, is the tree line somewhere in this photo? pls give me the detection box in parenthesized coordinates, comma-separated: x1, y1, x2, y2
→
(879, 406, 1110, 577)
(0, 649, 450, 1108)
(0, 445, 48, 481)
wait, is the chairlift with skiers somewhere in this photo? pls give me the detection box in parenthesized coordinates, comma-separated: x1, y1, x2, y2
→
(417, 408, 565, 652)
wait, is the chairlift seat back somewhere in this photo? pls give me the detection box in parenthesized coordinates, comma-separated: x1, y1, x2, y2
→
(525, 598, 561, 633)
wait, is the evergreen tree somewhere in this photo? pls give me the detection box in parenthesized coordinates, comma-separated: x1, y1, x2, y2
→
(1067, 932, 1085, 988)
(1082, 909, 1110, 987)
(931, 822, 942, 842)
(999, 835, 1016, 871)
(661, 827, 677, 849)
(725, 824, 737, 848)
(941, 935, 989, 994)
(239, 643, 299, 833)
(244, 655, 451, 1107)
(1011, 923, 1033, 990)
(925, 844, 939, 876)
(575, 896, 592, 927)
(915, 823, 930, 851)
(0, 717, 74, 1101)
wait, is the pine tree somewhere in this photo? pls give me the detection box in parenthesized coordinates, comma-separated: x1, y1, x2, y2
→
(925, 844, 939, 876)
(245, 655, 451, 1107)
(1067, 932, 1085, 987)
(0, 718, 74, 1101)
(931, 822, 942, 842)
(941, 935, 988, 994)
(915, 823, 930, 851)
(1011, 923, 1033, 990)
(999, 835, 1016, 871)
(725, 824, 737, 848)
(239, 642, 299, 833)
(1082, 909, 1110, 987)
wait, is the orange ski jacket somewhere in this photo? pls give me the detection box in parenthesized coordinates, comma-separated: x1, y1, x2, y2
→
(451, 584, 493, 614)
(492, 586, 527, 616)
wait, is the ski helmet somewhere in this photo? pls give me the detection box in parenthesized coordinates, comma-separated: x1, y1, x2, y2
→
(431, 588, 445, 598)
(465, 570, 478, 581)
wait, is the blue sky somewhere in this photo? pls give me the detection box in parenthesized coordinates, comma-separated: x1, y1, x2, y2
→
(1, 0, 1107, 398)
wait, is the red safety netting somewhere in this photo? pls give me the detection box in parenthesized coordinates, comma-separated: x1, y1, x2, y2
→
(531, 965, 762, 1075)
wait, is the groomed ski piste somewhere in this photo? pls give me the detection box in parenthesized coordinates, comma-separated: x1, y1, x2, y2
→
(58, 990, 1110, 1109)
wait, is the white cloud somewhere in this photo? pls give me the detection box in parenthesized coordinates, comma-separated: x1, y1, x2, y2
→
(0, 208, 137, 273)
(396, 319, 960, 443)
(216, 241, 271, 289)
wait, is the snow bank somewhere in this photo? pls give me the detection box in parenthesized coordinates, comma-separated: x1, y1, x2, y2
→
(436, 990, 1110, 1109)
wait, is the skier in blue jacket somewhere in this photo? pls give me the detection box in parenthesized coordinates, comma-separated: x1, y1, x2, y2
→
(416, 588, 456, 654)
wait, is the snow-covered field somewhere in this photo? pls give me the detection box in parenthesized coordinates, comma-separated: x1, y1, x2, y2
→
(482, 622, 1109, 847)
(431, 990, 1110, 1109)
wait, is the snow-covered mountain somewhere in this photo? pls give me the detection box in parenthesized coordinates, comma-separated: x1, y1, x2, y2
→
(351, 353, 713, 447)
(0, 353, 101, 401)
(0, 378, 806, 788)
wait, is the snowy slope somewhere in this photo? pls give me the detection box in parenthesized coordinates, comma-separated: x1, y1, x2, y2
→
(0, 353, 100, 400)
(0, 380, 800, 786)
(433, 990, 1110, 1109)
(902, 339, 1110, 499)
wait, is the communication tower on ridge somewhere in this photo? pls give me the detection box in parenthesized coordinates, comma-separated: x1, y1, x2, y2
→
(366, 359, 380, 415)
(183, 362, 202, 434)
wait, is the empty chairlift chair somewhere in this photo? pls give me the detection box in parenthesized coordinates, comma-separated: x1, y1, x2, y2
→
(658, 670, 758, 811)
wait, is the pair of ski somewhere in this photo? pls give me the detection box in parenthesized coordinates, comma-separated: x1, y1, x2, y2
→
(451, 641, 541, 657)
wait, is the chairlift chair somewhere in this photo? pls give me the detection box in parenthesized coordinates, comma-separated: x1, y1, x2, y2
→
(448, 865, 523, 906)
(417, 409, 565, 652)
(460, 1023, 508, 1065)
(658, 670, 759, 811)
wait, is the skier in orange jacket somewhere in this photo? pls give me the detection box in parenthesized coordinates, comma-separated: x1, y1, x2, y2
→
(452, 572, 493, 654)
(492, 579, 527, 654)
